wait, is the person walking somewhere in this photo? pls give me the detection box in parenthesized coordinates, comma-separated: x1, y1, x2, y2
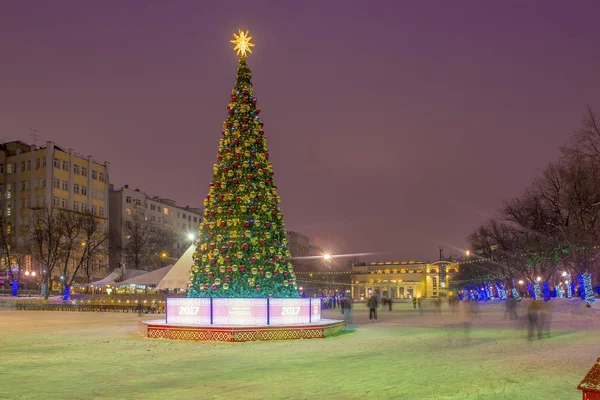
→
(368, 295, 378, 320)
(341, 297, 346, 315)
(527, 300, 541, 340)
(412, 296, 417, 310)
(388, 298, 392, 311)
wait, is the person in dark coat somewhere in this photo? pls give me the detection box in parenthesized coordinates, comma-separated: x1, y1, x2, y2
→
(367, 295, 378, 320)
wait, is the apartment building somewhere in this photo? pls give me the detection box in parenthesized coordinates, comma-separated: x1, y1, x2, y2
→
(0, 140, 110, 281)
(109, 185, 203, 271)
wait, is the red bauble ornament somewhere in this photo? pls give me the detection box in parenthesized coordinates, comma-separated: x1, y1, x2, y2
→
(227, 209, 233, 215)
(265, 223, 270, 228)
(242, 243, 248, 249)
(253, 98, 257, 104)
(215, 182, 221, 187)
(251, 151, 256, 156)
(259, 130, 264, 135)
(232, 179, 238, 184)
(224, 148, 230, 154)
(220, 221, 226, 227)
(211, 258, 216, 264)
(243, 97, 249, 103)
(256, 138, 261, 144)
(250, 206, 256, 212)
(250, 257, 256, 263)
(242, 125, 247, 131)
(212, 284, 217, 290)
(217, 156, 223, 161)
(233, 139, 239, 145)
(233, 162, 239, 168)
(265, 152, 270, 159)
(257, 195, 263, 200)
(230, 95, 236, 100)
(271, 210, 276, 216)
(228, 110, 234, 115)
(258, 268, 264, 274)
(243, 89, 248, 95)
(209, 243, 215, 249)
(221, 247, 227, 253)
(265, 179, 270, 185)
(225, 276, 231, 281)
(219, 195, 225, 201)
(260, 122, 264, 127)
(244, 221, 250, 227)
(254, 162, 260, 168)
(236, 197, 242, 203)
(223, 167, 229, 173)
(228, 241, 235, 247)
(204, 284, 209, 289)
(221, 130, 226, 136)
(274, 256, 279, 261)
(273, 271, 278, 276)
(239, 266, 245, 272)
(205, 223, 210, 228)
(209, 211, 215, 216)
(242, 117, 248, 123)
(247, 174, 253, 180)
(255, 285, 260, 291)
(283, 272, 288, 277)
(227, 122, 232, 127)
(208, 272, 214, 278)
(225, 256, 231, 262)
(259, 240, 265, 245)
(236, 152, 241, 158)
(256, 109, 261, 114)
(227, 267, 232, 272)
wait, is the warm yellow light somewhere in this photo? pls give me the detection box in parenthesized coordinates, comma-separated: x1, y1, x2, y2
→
(562, 271, 567, 277)
(518, 280, 524, 285)
(161, 252, 167, 258)
(323, 254, 331, 261)
(81, 241, 86, 247)
(465, 250, 470, 256)
(536, 276, 541, 281)
(231, 30, 254, 57)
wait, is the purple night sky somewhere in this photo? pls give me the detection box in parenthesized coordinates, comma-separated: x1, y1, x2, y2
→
(1, 1, 599, 261)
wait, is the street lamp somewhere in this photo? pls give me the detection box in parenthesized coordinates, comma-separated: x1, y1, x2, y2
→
(562, 271, 567, 277)
(536, 276, 541, 282)
(188, 233, 195, 241)
(323, 253, 331, 261)
(518, 280, 524, 285)
(465, 250, 471, 257)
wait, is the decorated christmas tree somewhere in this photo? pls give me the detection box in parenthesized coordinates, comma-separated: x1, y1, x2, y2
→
(188, 31, 298, 298)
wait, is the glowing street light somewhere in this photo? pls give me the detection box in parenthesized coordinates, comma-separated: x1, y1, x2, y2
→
(562, 271, 567, 277)
(536, 276, 541, 282)
(465, 250, 471, 257)
(188, 233, 195, 241)
(323, 253, 331, 261)
(25, 270, 30, 276)
(31, 271, 36, 277)
(161, 252, 167, 258)
(518, 280, 524, 285)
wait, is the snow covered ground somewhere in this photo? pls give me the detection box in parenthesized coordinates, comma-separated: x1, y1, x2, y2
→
(1, 298, 599, 400)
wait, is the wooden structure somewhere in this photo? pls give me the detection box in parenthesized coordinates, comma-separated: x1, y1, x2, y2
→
(578, 358, 600, 400)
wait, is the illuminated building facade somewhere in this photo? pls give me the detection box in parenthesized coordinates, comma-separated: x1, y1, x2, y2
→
(350, 260, 458, 300)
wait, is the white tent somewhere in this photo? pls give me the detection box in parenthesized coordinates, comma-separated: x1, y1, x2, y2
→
(118, 264, 174, 286)
(92, 268, 147, 285)
(156, 245, 195, 290)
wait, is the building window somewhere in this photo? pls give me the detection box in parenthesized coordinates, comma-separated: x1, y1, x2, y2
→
(42, 156, 46, 167)
(92, 189, 97, 199)
(20, 198, 26, 209)
(35, 158, 40, 169)
(0, 163, 4, 173)
(135, 199, 141, 206)
(26, 160, 31, 171)
(126, 196, 132, 204)
(61, 181, 68, 191)
(20, 181, 26, 192)
(193, 216, 197, 222)
(81, 186, 87, 196)
(92, 170, 97, 180)
(6, 163, 12, 174)
(61, 198, 67, 208)
(99, 191, 104, 200)
(163, 208, 168, 215)
(53, 158, 60, 168)
(126, 208, 132, 215)
(81, 167, 88, 177)
(73, 201, 79, 212)
(99, 207, 104, 217)
(53, 178, 60, 189)
(62, 160, 68, 171)
(150, 204, 155, 211)
(151, 216, 155, 221)
(21, 161, 25, 172)
(73, 184, 79, 194)
(53, 197, 60, 207)
(41, 178, 46, 188)
(157, 207, 162, 213)
(158, 217, 161, 223)
(99, 172, 104, 182)
(81, 203, 87, 212)
(74, 164, 80, 174)
(92, 205, 97, 215)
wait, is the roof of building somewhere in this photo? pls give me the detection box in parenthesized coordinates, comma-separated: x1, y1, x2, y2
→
(92, 268, 148, 285)
(578, 358, 600, 393)
(156, 245, 194, 290)
(118, 264, 174, 286)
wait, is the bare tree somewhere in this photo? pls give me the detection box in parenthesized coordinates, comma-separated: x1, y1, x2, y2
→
(0, 209, 25, 295)
(122, 213, 153, 270)
(29, 207, 64, 299)
(561, 107, 600, 165)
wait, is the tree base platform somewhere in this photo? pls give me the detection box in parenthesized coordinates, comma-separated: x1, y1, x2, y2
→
(139, 319, 346, 342)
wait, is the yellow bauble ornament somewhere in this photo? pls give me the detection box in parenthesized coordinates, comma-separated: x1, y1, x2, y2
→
(240, 205, 247, 213)
(261, 204, 267, 211)
(223, 283, 229, 290)
(236, 251, 243, 258)
(254, 219, 260, 226)
(209, 222, 215, 229)
(265, 271, 272, 278)
(278, 267, 284, 273)
(227, 219, 233, 226)
(217, 207, 223, 214)
(250, 192, 256, 199)
(269, 246, 275, 253)
(251, 267, 258, 275)
(214, 278, 221, 285)
(232, 265, 239, 272)
(245, 230, 251, 237)
(228, 170, 234, 177)
(283, 280, 289, 287)
(216, 235, 223, 242)
(287, 265, 293, 272)
(201, 255, 207, 262)
(258, 182, 265, 188)
(265, 232, 272, 239)
(219, 266, 226, 273)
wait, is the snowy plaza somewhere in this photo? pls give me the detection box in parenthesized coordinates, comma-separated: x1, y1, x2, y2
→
(2, 299, 599, 400)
